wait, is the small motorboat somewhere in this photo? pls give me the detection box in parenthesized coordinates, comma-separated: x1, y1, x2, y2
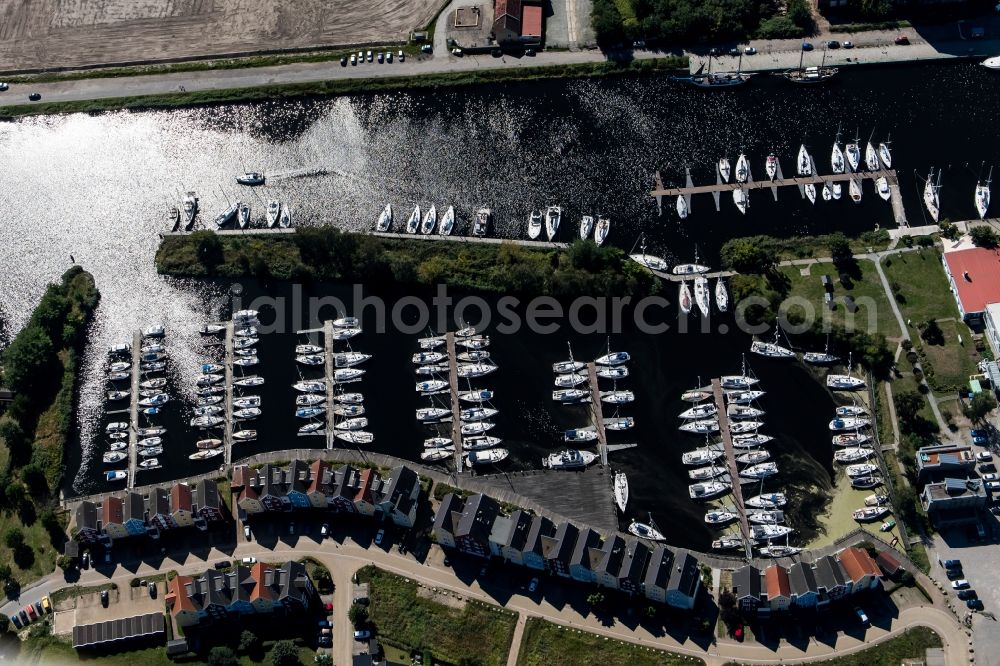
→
(854, 506, 891, 522)
(765, 154, 777, 180)
(439, 206, 456, 235)
(542, 449, 598, 470)
(376, 203, 392, 232)
(527, 210, 543, 239)
(473, 208, 490, 237)
(138, 393, 169, 407)
(850, 178, 862, 203)
(580, 215, 594, 238)
(852, 475, 882, 489)
(865, 493, 890, 507)
(705, 510, 738, 525)
(565, 427, 598, 442)
(876, 176, 891, 201)
(406, 205, 421, 234)
(108, 432, 128, 441)
(106, 422, 129, 433)
(836, 405, 867, 417)
(106, 471, 127, 482)
(465, 448, 509, 467)
(233, 309, 258, 321)
(107, 390, 129, 402)
(237, 171, 265, 186)
(822, 182, 832, 201)
(421, 204, 437, 235)
(689, 480, 730, 500)
(676, 196, 688, 220)
(107, 441, 127, 451)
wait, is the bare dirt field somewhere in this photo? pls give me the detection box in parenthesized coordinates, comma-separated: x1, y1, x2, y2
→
(0, 0, 443, 72)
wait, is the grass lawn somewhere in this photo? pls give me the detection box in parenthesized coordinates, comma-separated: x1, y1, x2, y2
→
(740, 627, 941, 666)
(778, 259, 900, 340)
(0, 510, 62, 586)
(358, 565, 516, 666)
(517, 617, 700, 666)
(881, 249, 960, 323)
(917, 319, 981, 392)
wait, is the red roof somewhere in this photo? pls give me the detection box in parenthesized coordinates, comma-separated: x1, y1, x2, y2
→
(765, 564, 790, 599)
(171, 483, 193, 512)
(522, 5, 542, 38)
(838, 547, 881, 583)
(102, 496, 123, 525)
(942, 246, 1000, 315)
(494, 0, 521, 32)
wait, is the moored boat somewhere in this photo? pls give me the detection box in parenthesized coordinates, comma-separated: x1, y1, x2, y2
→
(627, 520, 666, 541)
(376, 203, 392, 232)
(543, 449, 597, 469)
(614, 472, 629, 512)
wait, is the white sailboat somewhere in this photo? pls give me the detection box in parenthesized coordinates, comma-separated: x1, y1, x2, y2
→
(733, 187, 749, 214)
(831, 129, 845, 174)
(865, 136, 880, 171)
(406, 205, 421, 233)
(765, 154, 777, 181)
(421, 204, 437, 234)
(797, 144, 812, 176)
(266, 200, 281, 228)
(735, 152, 750, 184)
(850, 178, 862, 203)
(924, 167, 940, 222)
(693, 276, 710, 316)
(718, 157, 731, 183)
(580, 215, 594, 239)
(878, 134, 892, 169)
(628, 237, 669, 271)
(821, 182, 832, 202)
(439, 206, 456, 235)
(594, 216, 610, 246)
(677, 196, 688, 219)
(614, 472, 629, 512)
(715, 279, 728, 313)
(679, 281, 693, 315)
(805, 183, 817, 205)
(376, 203, 392, 232)
(976, 167, 992, 220)
(545, 205, 562, 241)
(845, 129, 861, 171)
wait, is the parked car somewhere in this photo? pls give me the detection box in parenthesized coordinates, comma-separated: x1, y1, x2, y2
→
(387, 52, 393, 63)
(10, 614, 21, 629)
(321, 523, 329, 537)
(214, 560, 230, 570)
(318, 619, 331, 629)
(18, 610, 28, 625)
(525, 48, 536, 56)
(843, 41, 854, 49)
(946, 568, 965, 580)
(323, 602, 333, 612)
(943, 559, 962, 569)
(377, 52, 384, 63)
(958, 589, 978, 600)
(289, 522, 295, 535)
(25, 605, 36, 621)
(40, 597, 51, 613)
(984, 473, 999, 482)
(241, 556, 257, 565)
(0, 82, 9, 91)
(973, 435, 988, 445)
(100, 590, 109, 607)
(28, 92, 41, 101)
(399, 50, 405, 62)
(528, 577, 539, 592)
(366, 50, 373, 62)
(104, 550, 112, 564)
(894, 35, 910, 45)
(82, 551, 90, 569)
(968, 599, 985, 611)
(978, 451, 993, 462)
(744, 47, 757, 55)
(827, 40, 841, 49)
(318, 635, 332, 647)
(951, 579, 971, 589)
(354, 629, 372, 640)
(340, 57, 348, 67)
(421, 44, 432, 54)
(33, 602, 43, 618)
(972, 429, 989, 438)
(728, 47, 740, 56)
(451, 48, 463, 56)
(244, 524, 252, 540)
(801, 42, 814, 51)
(854, 607, 869, 625)
(148, 582, 157, 598)
(374, 528, 385, 545)
(350, 55, 357, 66)
(353, 596, 369, 605)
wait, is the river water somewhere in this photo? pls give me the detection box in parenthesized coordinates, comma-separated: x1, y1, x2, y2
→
(0, 60, 997, 550)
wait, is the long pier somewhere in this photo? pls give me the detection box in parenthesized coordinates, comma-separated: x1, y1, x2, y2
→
(127, 330, 141, 489)
(324, 320, 335, 450)
(712, 379, 751, 547)
(223, 323, 234, 466)
(586, 362, 609, 467)
(446, 332, 463, 473)
(370, 231, 569, 249)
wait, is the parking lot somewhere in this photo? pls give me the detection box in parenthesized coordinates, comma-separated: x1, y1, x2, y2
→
(51, 583, 165, 636)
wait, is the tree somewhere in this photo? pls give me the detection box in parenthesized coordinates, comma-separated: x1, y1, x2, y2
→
(718, 591, 742, 631)
(56, 555, 76, 572)
(314, 655, 333, 666)
(207, 646, 238, 666)
(827, 233, 853, 263)
(192, 230, 225, 272)
(0, 614, 8, 633)
(894, 390, 925, 425)
(720, 237, 778, 274)
(786, 0, 815, 30)
(239, 629, 259, 653)
(586, 591, 605, 607)
(0, 564, 12, 581)
(0, 420, 30, 468)
(4, 527, 24, 551)
(348, 603, 369, 626)
(970, 225, 999, 248)
(921, 320, 944, 345)
(964, 392, 997, 423)
(1, 324, 54, 395)
(270, 640, 301, 666)
(591, 0, 625, 46)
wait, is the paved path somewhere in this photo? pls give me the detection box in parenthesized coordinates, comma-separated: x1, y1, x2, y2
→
(505, 613, 527, 666)
(6, 532, 970, 665)
(2, 21, 998, 110)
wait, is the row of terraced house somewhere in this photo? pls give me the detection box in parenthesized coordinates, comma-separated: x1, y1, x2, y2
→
(432, 493, 702, 609)
(70, 478, 226, 547)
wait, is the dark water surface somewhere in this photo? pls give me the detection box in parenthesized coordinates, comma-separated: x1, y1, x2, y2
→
(1, 60, 998, 549)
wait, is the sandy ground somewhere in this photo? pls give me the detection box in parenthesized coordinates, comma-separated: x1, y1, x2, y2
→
(0, 0, 443, 71)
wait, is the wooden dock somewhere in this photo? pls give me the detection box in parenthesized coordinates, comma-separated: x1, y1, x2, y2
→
(126, 330, 141, 489)
(712, 379, 751, 547)
(223, 322, 234, 466)
(162, 228, 297, 237)
(652, 168, 907, 227)
(324, 320, 335, 450)
(586, 362, 609, 467)
(370, 231, 569, 250)
(446, 332, 463, 473)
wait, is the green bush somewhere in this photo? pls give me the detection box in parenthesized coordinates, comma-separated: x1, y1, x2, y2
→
(755, 15, 805, 39)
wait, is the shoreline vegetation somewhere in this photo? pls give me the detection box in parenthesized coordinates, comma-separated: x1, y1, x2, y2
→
(155, 229, 661, 298)
(0, 266, 100, 587)
(0, 57, 688, 119)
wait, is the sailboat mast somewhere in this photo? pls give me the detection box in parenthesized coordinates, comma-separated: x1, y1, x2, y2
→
(798, 48, 804, 71)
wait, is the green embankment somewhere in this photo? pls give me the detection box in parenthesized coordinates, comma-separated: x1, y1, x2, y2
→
(155, 228, 660, 299)
(0, 57, 688, 118)
(517, 617, 702, 666)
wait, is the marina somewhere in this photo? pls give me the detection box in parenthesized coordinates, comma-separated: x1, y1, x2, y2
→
(712, 379, 751, 549)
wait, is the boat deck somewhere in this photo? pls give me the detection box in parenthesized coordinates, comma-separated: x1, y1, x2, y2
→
(224, 322, 235, 466)
(713, 379, 752, 549)
(586, 362, 609, 467)
(126, 330, 141, 488)
(446, 332, 464, 472)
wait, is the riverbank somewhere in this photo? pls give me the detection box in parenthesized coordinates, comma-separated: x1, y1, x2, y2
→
(155, 229, 660, 298)
(0, 56, 687, 118)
